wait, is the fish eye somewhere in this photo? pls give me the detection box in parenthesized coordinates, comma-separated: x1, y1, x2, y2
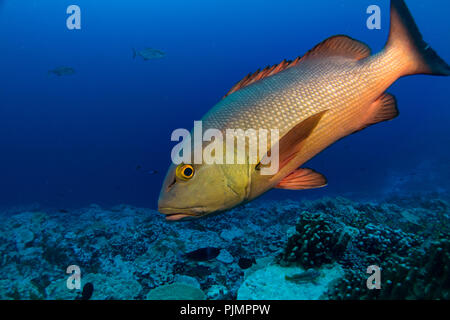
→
(176, 164, 195, 180)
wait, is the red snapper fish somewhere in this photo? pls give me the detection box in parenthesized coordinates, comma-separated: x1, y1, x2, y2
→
(158, 0, 449, 221)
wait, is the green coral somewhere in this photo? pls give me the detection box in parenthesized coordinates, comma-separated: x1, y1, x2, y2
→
(329, 232, 450, 300)
(278, 212, 350, 268)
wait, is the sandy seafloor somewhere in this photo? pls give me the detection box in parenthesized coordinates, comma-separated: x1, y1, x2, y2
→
(0, 193, 449, 300)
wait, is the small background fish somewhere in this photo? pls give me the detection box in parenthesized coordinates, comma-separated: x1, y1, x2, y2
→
(285, 269, 321, 284)
(48, 66, 75, 76)
(132, 48, 165, 61)
(75, 282, 94, 300)
(184, 247, 221, 261)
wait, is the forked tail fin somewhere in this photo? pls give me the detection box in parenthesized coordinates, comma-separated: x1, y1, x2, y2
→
(386, 0, 450, 76)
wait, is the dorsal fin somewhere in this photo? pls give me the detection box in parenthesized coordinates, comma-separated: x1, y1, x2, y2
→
(223, 57, 301, 99)
(301, 35, 371, 61)
(223, 36, 371, 99)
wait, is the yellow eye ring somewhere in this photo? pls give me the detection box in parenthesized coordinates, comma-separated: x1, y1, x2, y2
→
(176, 164, 195, 180)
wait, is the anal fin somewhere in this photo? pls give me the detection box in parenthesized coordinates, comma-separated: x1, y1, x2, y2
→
(276, 168, 327, 190)
(359, 93, 399, 131)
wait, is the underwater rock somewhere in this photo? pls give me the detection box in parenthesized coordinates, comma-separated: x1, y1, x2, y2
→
(399, 209, 421, 225)
(45, 273, 142, 300)
(146, 282, 205, 300)
(285, 268, 321, 284)
(45, 278, 80, 300)
(216, 249, 234, 264)
(14, 228, 34, 250)
(237, 263, 344, 300)
(173, 275, 201, 289)
(220, 228, 244, 242)
(180, 230, 225, 253)
(0, 278, 44, 300)
(243, 257, 276, 279)
(8, 211, 48, 231)
(207, 285, 230, 300)
(82, 273, 142, 300)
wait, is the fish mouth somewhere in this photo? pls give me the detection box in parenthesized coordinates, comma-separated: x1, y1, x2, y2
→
(158, 207, 205, 221)
(164, 213, 197, 221)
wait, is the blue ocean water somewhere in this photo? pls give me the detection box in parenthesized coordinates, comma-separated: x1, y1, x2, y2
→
(0, 0, 449, 301)
(0, 0, 448, 209)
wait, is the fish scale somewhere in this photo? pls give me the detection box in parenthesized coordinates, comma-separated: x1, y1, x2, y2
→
(204, 57, 368, 158)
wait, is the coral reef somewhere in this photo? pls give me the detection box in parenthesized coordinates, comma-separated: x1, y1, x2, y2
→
(278, 212, 351, 268)
(0, 194, 448, 300)
(329, 232, 450, 300)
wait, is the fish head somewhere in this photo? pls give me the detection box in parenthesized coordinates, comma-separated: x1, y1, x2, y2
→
(158, 162, 249, 221)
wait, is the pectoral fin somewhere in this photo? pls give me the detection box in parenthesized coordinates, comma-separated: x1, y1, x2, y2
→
(259, 110, 328, 172)
(276, 168, 327, 190)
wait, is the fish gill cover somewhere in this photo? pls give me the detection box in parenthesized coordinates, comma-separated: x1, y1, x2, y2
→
(0, 0, 449, 301)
